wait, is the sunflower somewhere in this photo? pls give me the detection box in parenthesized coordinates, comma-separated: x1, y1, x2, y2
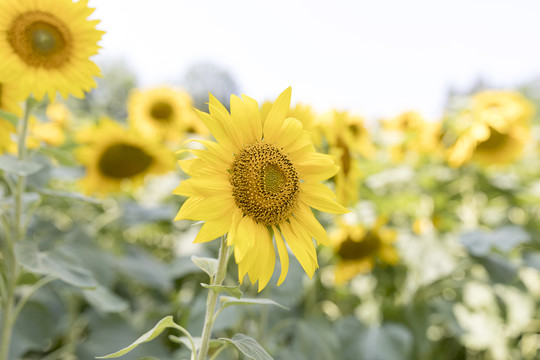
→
(76, 118, 176, 195)
(173, 88, 348, 291)
(331, 218, 399, 284)
(0, 0, 104, 100)
(381, 111, 443, 163)
(319, 110, 374, 206)
(128, 86, 207, 142)
(446, 91, 534, 167)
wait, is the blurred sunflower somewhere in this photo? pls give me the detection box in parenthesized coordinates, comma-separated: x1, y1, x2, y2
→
(331, 218, 399, 284)
(27, 101, 72, 147)
(0, 82, 23, 153)
(319, 110, 375, 206)
(127, 86, 206, 142)
(174, 88, 348, 291)
(0, 0, 104, 100)
(446, 91, 534, 167)
(381, 111, 443, 162)
(76, 118, 176, 194)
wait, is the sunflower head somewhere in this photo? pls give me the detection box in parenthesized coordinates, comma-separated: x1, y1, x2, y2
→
(128, 86, 207, 143)
(381, 111, 443, 163)
(445, 91, 534, 167)
(331, 218, 399, 284)
(76, 118, 176, 195)
(0, 0, 104, 100)
(174, 88, 349, 291)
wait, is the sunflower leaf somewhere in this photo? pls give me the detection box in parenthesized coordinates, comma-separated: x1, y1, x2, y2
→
(219, 296, 289, 310)
(191, 255, 218, 278)
(0, 155, 44, 176)
(200, 283, 242, 299)
(0, 109, 18, 125)
(15, 241, 96, 289)
(97, 316, 186, 358)
(218, 334, 273, 360)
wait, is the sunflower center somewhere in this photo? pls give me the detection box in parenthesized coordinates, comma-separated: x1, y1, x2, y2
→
(337, 232, 381, 261)
(230, 142, 299, 225)
(476, 127, 508, 152)
(98, 143, 154, 179)
(7, 11, 72, 69)
(150, 101, 174, 122)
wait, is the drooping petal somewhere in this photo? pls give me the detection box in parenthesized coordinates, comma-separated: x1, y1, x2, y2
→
(272, 225, 290, 286)
(279, 221, 317, 278)
(293, 202, 330, 246)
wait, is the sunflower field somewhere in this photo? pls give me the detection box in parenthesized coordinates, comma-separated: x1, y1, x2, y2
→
(1, 1, 540, 360)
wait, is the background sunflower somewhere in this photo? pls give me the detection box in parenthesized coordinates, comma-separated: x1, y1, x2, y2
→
(0, 0, 104, 100)
(76, 118, 176, 194)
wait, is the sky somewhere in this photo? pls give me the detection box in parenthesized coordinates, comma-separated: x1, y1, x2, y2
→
(90, 0, 540, 121)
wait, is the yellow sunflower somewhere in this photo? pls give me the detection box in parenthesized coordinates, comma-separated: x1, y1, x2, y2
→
(319, 110, 374, 206)
(446, 91, 534, 167)
(331, 218, 399, 284)
(0, 0, 104, 100)
(128, 86, 207, 142)
(76, 118, 176, 195)
(381, 111, 443, 163)
(173, 88, 348, 291)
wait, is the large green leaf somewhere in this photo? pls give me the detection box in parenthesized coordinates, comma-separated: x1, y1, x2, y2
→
(15, 241, 96, 289)
(219, 334, 273, 360)
(97, 316, 188, 358)
(82, 285, 129, 314)
(461, 226, 530, 256)
(0, 155, 44, 176)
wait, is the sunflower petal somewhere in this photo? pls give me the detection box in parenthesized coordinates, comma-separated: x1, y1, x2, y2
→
(300, 182, 349, 214)
(272, 225, 290, 286)
(263, 87, 291, 144)
(193, 218, 231, 243)
(294, 203, 330, 246)
(279, 221, 317, 278)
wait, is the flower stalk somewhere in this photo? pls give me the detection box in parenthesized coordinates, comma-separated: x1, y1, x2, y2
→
(0, 99, 32, 360)
(197, 236, 229, 360)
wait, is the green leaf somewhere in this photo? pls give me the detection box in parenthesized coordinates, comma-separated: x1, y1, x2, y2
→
(357, 324, 413, 360)
(220, 296, 289, 310)
(97, 316, 181, 358)
(15, 241, 96, 289)
(0, 155, 44, 176)
(82, 285, 129, 313)
(39, 188, 101, 204)
(0, 108, 18, 125)
(219, 334, 273, 360)
(201, 283, 242, 299)
(191, 255, 218, 278)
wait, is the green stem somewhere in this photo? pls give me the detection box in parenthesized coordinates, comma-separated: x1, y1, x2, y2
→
(197, 237, 229, 360)
(0, 98, 32, 360)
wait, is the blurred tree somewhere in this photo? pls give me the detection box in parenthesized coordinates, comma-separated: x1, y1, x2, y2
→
(67, 59, 138, 121)
(181, 62, 240, 112)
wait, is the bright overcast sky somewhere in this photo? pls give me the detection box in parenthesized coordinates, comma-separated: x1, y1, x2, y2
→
(90, 0, 540, 120)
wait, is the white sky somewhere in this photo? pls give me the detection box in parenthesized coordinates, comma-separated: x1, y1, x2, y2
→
(90, 0, 540, 120)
